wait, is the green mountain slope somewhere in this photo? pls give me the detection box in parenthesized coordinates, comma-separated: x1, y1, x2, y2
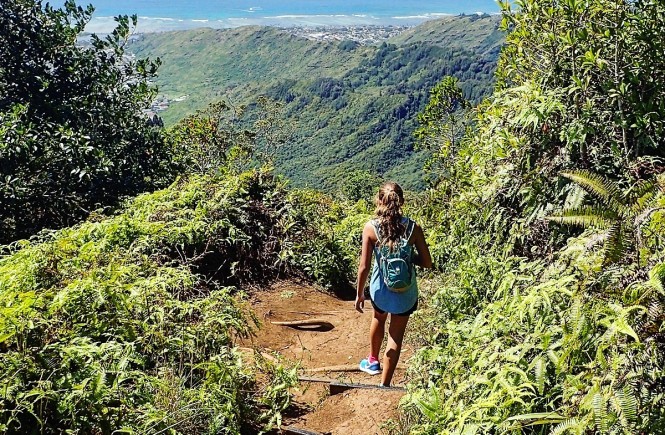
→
(389, 13, 505, 51)
(130, 15, 504, 190)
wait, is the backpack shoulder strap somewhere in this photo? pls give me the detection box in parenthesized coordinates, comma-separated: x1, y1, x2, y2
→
(403, 218, 416, 243)
(370, 219, 382, 245)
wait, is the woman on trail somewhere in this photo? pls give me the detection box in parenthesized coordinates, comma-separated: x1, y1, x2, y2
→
(355, 181, 432, 387)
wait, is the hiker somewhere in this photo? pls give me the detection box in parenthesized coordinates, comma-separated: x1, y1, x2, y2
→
(355, 181, 432, 386)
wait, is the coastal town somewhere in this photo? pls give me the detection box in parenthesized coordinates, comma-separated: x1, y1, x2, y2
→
(281, 25, 410, 45)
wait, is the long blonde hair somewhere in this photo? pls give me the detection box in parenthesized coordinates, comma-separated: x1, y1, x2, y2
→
(375, 181, 405, 250)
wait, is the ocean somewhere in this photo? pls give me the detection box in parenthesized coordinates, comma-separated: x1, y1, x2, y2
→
(48, 0, 503, 32)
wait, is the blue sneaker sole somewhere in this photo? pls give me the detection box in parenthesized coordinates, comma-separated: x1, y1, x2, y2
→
(359, 365, 381, 375)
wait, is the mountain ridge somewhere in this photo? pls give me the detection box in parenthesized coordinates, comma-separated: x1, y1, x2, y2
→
(130, 15, 504, 189)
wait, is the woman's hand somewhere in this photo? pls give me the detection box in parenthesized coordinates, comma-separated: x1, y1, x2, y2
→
(355, 293, 365, 313)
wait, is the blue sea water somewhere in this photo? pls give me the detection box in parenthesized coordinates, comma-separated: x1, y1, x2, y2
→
(57, 0, 501, 20)
(48, 0, 503, 32)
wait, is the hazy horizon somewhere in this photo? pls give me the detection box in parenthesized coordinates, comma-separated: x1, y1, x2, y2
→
(48, 0, 503, 32)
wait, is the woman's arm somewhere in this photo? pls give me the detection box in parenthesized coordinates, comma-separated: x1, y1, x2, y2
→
(355, 222, 375, 313)
(412, 224, 433, 269)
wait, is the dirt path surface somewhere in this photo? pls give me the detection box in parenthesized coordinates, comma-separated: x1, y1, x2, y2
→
(240, 282, 414, 435)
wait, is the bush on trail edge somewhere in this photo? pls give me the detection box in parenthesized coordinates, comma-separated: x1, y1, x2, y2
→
(0, 168, 356, 434)
(398, 0, 665, 432)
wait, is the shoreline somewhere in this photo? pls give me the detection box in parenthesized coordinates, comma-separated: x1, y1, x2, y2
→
(83, 12, 499, 34)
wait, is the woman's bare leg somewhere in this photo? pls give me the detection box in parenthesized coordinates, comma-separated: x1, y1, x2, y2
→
(381, 313, 409, 386)
(370, 309, 388, 359)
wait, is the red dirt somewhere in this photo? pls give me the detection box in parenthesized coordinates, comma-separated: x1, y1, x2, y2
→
(239, 282, 415, 434)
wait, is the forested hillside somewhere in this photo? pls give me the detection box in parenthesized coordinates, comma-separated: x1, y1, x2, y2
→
(130, 15, 503, 189)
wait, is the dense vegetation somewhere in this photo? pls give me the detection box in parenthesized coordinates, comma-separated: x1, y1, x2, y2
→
(129, 15, 503, 190)
(0, 2, 356, 433)
(0, 164, 361, 434)
(400, 0, 665, 433)
(0, 0, 172, 243)
(0, 90, 365, 432)
(3, 0, 665, 433)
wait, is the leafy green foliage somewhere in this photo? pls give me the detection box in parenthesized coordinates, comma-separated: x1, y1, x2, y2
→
(166, 101, 254, 175)
(415, 76, 472, 186)
(7, 1, 665, 433)
(0, 0, 173, 243)
(494, 0, 665, 210)
(547, 170, 665, 264)
(166, 96, 295, 181)
(401, 1, 665, 433)
(281, 188, 357, 290)
(338, 170, 383, 203)
(408, 234, 665, 434)
(0, 167, 354, 433)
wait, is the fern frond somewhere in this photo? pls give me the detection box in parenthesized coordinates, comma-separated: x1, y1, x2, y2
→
(604, 222, 630, 264)
(505, 412, 565, 429)
(624, 178, 658, 205)
(631, 190, 657, 215)
(592, 392, 609, 432)
(550, 417, 583, 435)
(506, 412, 565, 422)
(546, 205, 617, 229)
(648, 263, 665, 294)
(615, 384, 638, 423)
(561, 170, 625, 210)
(647, 299, 663, 322)
(534, 357, 546, 395)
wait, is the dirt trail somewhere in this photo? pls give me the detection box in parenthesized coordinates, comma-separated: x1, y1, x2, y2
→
(240, 282, 414, 435)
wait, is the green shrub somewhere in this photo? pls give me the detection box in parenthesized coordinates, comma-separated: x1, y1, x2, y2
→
(401, 1, 665, 432)
(0, 168, 357, 434)
(0, 1, 173, 243)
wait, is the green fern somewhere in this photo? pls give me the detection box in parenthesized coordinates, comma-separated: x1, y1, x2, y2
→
(615, 384, 638, 424)
(648, 263, 665, 294)
(560, 170, 625, 212)
(547, 170, 662, 264)
(604, 222, 629, 264)
(546, 205, 617, 229)
(592, 392, 609, 433)
(624, 178, 658, 205)
(534, 357, 546, 395)
(549, 417, 584, 435)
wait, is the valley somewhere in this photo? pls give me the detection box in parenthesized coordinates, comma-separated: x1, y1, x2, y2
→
(130, 15, 503, 190)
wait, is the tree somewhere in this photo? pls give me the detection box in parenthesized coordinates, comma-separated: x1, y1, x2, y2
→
(166, 96, 294, 176)
(497, 0, 665, 181)
(0, 0, 171, 243)
(406, 2, 665, 433)
(420, 0, 665, 256)
(167, 101, 254, 176)
(339, 169, 382, 203)
(414, 76, 471, 186)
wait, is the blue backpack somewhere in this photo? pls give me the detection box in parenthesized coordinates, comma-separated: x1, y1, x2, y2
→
(373, 218, 416, 293)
